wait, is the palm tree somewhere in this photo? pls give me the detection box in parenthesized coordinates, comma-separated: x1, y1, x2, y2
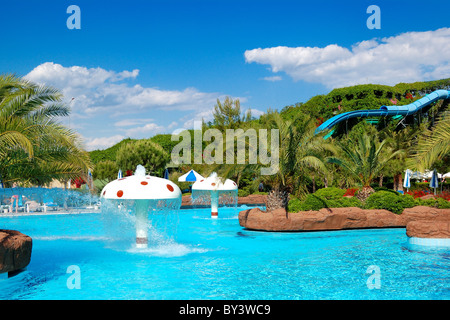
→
(408, 113, 450, 171)
(208, 111, 335, 211)
(379, 125, 422, 192)
(328, 131, 400, 201)
(260, 112, 336, 210)
(0, 74, 92, 186)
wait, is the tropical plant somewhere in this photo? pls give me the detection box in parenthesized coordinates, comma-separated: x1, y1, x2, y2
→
(379, 125, 422, 191)
(328, 131, 400, 201)
(0, 74, 92, 186)
(260, 111, 336, 210)
(408, 113, 450, 171)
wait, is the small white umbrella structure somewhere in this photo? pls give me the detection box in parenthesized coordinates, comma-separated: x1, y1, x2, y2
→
(410, 171, 425, 180)
(178, 169, 204, 182)
(100, 165, 181, 248)
(191, 172, 238, 218)
(429, 169, 439, 195)
(403, 169, 411, 192)
(424, 170, 442, 179)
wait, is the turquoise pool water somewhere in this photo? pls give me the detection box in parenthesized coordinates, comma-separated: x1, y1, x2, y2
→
(1, 207, 449, 300)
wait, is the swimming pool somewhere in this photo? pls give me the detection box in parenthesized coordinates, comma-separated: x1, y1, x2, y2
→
(1, 207, 449, 300)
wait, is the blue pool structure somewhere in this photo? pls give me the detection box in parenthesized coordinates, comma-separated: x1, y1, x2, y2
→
(315, 89, 450, 135)
(0, 206, 449, 300)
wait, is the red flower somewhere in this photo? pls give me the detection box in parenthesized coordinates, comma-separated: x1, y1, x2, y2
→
(73, 177, 85, 188)
(343, 188, 358, 197)
(316, 117, 324, 127)
(437, 191, 450, 201)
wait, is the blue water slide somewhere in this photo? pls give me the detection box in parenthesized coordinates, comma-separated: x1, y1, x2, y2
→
(314, 90, 450, 134)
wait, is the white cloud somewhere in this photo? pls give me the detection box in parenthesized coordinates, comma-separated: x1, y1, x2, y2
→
(245, 28, 450, 88)
(246, 108, 265, 117)
(24, 62, 245, 148)
(124, 122, 165, 138)
(114, 118, 156, 127)
(24, 62, 225, 118)
(261, 76, 282, 82)
(84, 134, 125, 151)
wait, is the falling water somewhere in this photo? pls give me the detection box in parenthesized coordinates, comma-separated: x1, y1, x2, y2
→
(190, 172, 238, 219)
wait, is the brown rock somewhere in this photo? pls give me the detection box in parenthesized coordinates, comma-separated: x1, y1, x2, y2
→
(238, 207, 405, 232)
(239, 207, 288, 231)
(400, 206, 450, 224)
(182, 195, 193, 206)
(0, 230, 32, 274)
(406, 220, 450, 238)
(418, 194, 436, 200)
(238, 206, 450, 232)
(237, 194, 266, 205)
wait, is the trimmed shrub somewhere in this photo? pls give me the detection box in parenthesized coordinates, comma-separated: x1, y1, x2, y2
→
(416, 197, 450, 209)
(297, 194, 329, 211)
(287, 197, 303, 213)
(364, 191, 416, 214)
(314, 187, 346, 200)
(287, 192, 363, 212)
(335, 196, 363, 208)
(238, 189, 250, 197)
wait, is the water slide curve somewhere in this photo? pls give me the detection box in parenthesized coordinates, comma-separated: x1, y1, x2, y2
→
(314, 89, 450, 135)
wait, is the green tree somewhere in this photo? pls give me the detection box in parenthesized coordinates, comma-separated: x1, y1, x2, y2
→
(116, 139, 170, 176)
(328, 131, 400, 201)
(93, 160, 119, 181)
(212, 96, 242, 130)
(0, 74, 92, 186)
(379, 125, 421, 191)
(261, 112, 335, 210)
(408, 114, 450, 171)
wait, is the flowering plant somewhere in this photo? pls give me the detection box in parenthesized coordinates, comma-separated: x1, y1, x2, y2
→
(343, 188, 358, 196)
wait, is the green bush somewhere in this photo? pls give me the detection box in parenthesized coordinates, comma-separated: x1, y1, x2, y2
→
(287, 194, 363, 212)
(253, 191, 268, 195)
(287, 197, 303, 213)
(364, 191, 416, 214)
(297, 194, 329, 211)
(333, 196, 363, 208)
(416, 197, 450, 209)
(238, 189, 250, 197)
(313, 187, 346, 200)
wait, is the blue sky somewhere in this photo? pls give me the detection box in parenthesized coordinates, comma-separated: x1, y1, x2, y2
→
(1, 0, 449, 150)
